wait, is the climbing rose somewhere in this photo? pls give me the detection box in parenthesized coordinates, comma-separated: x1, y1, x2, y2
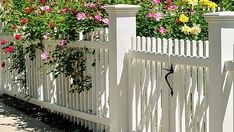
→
(159, 26, 167, 35)
(40, 0, 46, 4)
(76, 13, 86, 21)
(153, 0, 161, 4)
(166, 4, 177, 11)
(0, 40, 8, 45)
(24, 7, 33, 14)
(95, 14, 102, 21)
(102, 18, 109, 25)
(41, 51, 50, 60)
(20, 18, 29, 24)
(59, 40, 66, 46)
(5, 46, 14, 53)
(59, 7, 69, 13)
(84, 3, 96, 8)
(147, 12, 163, 21)
(14, 34, 21, 40)
(43, 33, 50, 40)
(40, 6, 50, 11)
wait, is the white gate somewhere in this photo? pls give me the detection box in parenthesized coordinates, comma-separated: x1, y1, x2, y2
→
(128, 37, 210, 132)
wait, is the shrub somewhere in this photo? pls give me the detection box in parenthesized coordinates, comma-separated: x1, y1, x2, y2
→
(137, 0, 218, 40)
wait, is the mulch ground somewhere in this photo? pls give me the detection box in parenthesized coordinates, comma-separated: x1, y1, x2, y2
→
(0, 94, 92, 132)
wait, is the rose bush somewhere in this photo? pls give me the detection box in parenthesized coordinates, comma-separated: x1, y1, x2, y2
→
(0, 0, 110, 93)
(137, 0, 217, 40)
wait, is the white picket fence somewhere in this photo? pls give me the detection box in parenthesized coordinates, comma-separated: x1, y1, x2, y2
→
(1, 5, 234, 132)
(1, 31, 111, 131)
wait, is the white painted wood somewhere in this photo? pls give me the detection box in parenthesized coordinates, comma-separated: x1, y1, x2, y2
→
(162, 63, 170, 132)
(152, 37, 157, 53)
(136, 36, 141, 51)
(141, 37, 146, 52)
(146, 37, 152, 52)
(4, 89, 110, 125)
(186, 40, 191, 56)
(95, 49, 101, 117)
(162, 38, 168, 54)
(129, 51, 209, 67)
(104, 49, 110, 118)
(180, 40, 185, 55)
(174, 39, 179, 55)
(157, 38, 162, 53)
(104, 4, 140, 132)
(204, 11, 234, 132)
(67, 41, 110, 49)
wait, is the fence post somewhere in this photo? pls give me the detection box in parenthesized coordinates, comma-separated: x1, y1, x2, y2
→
(204, 12, 234, 132)
(104, 4, 140, 132)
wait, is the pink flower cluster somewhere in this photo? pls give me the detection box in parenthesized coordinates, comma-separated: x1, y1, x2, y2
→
(153, 0, 161, 4)
(43, 33, 50, 40)
(158, 26, 167, 35)
(59, 7, 69, 14)
(76, 13, 86, 21)
(147, 12, 163, 21)
(40, 5, 53, 13)
(84, 3, 97, 8)
(41, 51, 50, 60)
(94, 14, 109, 24)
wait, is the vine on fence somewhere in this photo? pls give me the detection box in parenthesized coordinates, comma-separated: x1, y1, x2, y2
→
(0, 0, 109, 93)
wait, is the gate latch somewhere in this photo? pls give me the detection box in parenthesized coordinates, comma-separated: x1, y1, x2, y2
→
(163, 64, 174, 97)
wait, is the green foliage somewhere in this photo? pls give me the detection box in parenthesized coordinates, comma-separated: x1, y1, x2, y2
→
(220, 0, 234, 10)
(48, 46, 92, 93)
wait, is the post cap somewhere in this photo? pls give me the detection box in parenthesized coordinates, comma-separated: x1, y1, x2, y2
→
(204, 11, 234, 22)
(104, 4, 140, 15)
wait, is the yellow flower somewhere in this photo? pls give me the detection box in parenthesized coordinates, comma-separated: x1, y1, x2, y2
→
(188, 0, 198, 6)
(179, 14, 189, 23)
(208, 1, 218, 9)
(181, 24, 191, 35)
(199, 0, 209, 6)
(182, 0, 189, 3)
(191, 24, 201, 35)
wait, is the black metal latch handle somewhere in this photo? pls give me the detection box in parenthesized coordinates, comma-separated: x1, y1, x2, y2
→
(163, 64, 174, 96)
